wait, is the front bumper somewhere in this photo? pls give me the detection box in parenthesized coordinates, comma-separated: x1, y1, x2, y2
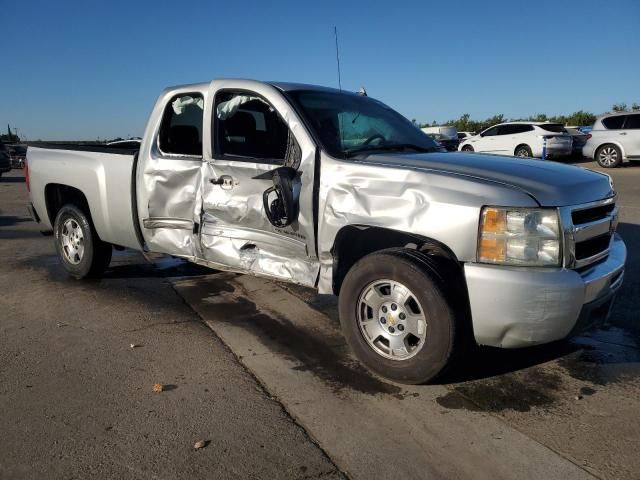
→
(464, 233, 626, 348)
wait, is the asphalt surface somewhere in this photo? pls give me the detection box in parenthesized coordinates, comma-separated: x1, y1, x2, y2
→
(1, 161, 639, 479)
(0, 171, 343, 479)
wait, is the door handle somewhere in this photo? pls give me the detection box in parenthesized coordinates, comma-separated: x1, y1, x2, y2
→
(620, 132, 627, 136)
(210, 175, 235, 190)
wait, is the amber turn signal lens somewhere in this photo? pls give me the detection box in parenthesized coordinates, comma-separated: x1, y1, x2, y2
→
(478, 237, 506, 263)
(481, 208, 506, 234)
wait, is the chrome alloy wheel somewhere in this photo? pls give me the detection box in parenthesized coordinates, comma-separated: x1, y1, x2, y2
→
(357, 279, 428, 360)
(598, 146, 619, 167)
(60, 218, 85, 265)
(515, 148, 530, 157)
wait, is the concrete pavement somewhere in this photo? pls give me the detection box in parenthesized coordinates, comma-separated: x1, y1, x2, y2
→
(2, 161, 639, 479)
(0, 171, 344, 479)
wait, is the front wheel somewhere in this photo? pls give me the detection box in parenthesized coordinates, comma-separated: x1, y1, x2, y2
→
(338, 249, 463, 384)
(461, 145, 474, 152)
(54, 204, 112, 279)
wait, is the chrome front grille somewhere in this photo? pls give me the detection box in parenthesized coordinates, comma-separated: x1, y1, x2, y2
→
(560, 197, 618, 269)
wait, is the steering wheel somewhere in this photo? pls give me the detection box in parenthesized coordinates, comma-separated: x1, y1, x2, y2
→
(363, 134, 386, 145)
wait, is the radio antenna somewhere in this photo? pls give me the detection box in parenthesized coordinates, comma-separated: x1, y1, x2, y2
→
(334, 26, 342, 91)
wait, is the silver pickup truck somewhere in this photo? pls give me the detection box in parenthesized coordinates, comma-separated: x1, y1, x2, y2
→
(26, 79, 626, 384)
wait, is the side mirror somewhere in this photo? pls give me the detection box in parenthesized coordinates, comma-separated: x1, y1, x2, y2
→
(262, 167, 300, 228)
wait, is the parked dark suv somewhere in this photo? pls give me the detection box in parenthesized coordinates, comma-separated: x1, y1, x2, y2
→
(0, 143, 12, 177)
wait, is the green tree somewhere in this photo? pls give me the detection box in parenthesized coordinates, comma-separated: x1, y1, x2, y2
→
(418, 109, 598, 132)
(612, 103, 627, 112)
(530, 113, 548, 122)
(564, 110, 596, 126)
(632, 103, 640, 111)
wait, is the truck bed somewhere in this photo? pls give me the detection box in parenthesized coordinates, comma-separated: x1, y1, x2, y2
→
(27, 145, 141, 250)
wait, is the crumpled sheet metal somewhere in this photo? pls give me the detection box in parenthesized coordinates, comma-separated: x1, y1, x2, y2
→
(315, 153, 537, 293)
(141, 156, 203, 256)
(136, 83, 209, 257)
(136, 80, 536, 295)
(199, 157, 317, 287)
(194, 79, 320, 286)
(200, 230, 316, 286)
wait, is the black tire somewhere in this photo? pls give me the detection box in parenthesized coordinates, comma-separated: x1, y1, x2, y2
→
(54, 204, 112, 279)
(595, 144, 622, 168)
(338, 248, 467, 384)
(461, 145, 474, 152)
(514, 145, 532, 157)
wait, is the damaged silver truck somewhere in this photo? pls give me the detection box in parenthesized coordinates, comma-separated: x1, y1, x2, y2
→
(26, 79, 626, 384)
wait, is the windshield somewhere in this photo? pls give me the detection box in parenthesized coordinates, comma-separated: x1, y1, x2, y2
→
(285, 90, 438, 158)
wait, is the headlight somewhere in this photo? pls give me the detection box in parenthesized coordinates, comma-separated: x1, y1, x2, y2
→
(478, 207, 561, 266)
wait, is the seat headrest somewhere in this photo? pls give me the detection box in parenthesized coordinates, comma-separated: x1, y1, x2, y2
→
(225, 111, 257, 134)
(168, 125, 200, 155)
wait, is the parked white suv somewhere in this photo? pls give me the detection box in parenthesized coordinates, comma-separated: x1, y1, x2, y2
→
(459, 122, 572, 159)
(583, 112, 640, 168)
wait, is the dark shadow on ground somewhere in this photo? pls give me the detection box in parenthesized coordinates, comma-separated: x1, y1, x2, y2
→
(0, 175, 26, 183)
(441, 341, 578, 384)
(612, 223, 639, 335)
(436, 326, 640, 412)
(20, 251, 215, 281)
(103, 261, 214, 279)
(0, 215, 32, 227)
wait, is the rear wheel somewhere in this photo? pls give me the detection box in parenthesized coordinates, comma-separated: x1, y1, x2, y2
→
(54, 204, 112, 279)
(461, 145, 474, 152)
(338, 249, 465, 384)
(596, 144, 622, 168)
(515, 145, 532, 157)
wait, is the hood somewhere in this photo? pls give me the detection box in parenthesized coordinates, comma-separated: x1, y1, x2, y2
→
(356, 152, 614, 206)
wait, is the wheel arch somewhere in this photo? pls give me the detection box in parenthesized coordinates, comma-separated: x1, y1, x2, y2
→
(331, 224, 464, 296)
(44, 184, 99, 236)
(595, 141, 627, 160)
(514, 143, 531, 155)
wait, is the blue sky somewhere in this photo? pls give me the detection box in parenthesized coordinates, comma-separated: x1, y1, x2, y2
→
(1, 0, 638, 140)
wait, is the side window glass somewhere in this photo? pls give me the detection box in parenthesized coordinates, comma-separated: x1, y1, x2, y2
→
(512, 125, 530, 134)
(496, 125, 512, 135)
(482, 126, 498, 136)
(215, 91, 301, 167)
(624, 114, 640, 129)
(602, 116, 626, 130)
(158, 94, 204, 156)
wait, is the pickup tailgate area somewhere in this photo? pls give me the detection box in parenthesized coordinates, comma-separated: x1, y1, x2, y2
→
(27, 146, 141, 249)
